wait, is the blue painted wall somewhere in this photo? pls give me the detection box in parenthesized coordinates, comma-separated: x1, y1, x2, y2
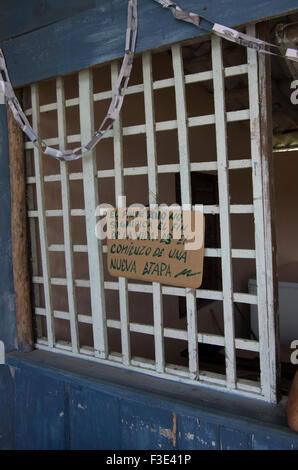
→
(1, 0, 298, 88)
(0, 104, 17, 450)
(6, 351, 298, 450)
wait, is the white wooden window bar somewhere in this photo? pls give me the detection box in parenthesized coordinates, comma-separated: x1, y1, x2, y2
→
(24, 28, 278, 402)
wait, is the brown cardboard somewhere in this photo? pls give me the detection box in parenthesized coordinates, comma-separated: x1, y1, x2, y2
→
(106, 208, 205, 288)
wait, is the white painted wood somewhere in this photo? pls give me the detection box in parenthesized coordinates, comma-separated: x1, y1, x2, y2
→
(79, 68, 108, 359)
(56, 76, 79, 354)
(143, 51, 165, 374)
(28, 204, 254, 218)
(205, 248, 256, 259)
(34, 307, 257, 354)
(35, 341, 261, 399)
(111, 61, 131, 366)
(211, 35, 236, 390)
(258, 34, 279, 402)
(25, 41, 276, 400)
(247, 24, 276, 402)
(97, 169, 115, 178)
(31, 83, 55, 347)
(124, 166, 148, 176)
(25, 133, 81, 149)
(172, 44, 198, 380)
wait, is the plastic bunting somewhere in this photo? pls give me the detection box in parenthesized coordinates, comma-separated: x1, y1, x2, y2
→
(0, 0, 297, 162)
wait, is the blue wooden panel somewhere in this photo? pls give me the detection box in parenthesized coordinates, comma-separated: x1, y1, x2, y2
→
(177, 414, 219, 450)
(0, 106, 17, 353)
(5, 352, 298, 451)
(220, 426, 252, 450)
(70, 385, 120, 450)
(252, 431, 298, 450)
(120, 401, 175, 450)
(14, 367, 68, 450)
(0, 366, 14, 450)
(1, 0, 298, 88)
(0, 0, 95, 42)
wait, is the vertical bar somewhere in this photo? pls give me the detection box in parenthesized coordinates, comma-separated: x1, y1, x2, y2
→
(79, 69, 108, 359)
(31, 83, 55, 347)
(111, 61, 131, 366)
(172, 44, 198, 379)
(257, 22, 280, 402)
(56, 76, 79, 354)
(24, 85, 42, 338)
(143, 51, 165, 373)
(8, 90, 34, 352)
(247, 24, 273, 401)
(211, 36, 236, 389)
(26, 150, 43, 338)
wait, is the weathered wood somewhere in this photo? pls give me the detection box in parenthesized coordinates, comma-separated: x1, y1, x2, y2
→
(7, 90, 34, 352)
(56, 76, 80, 354)
(172, 44, 199, 380)
(31, 84, 55, 348)
(211, 35, 236, 390)
(143, 51, 165, 373)
(247, 24, 279, 403)
(0, 0, 95, 42)
(257, 21, 280, 403)
(79, 69, 108, 359)
(1, 0, 298, 88)
(111, 61, 131, 366)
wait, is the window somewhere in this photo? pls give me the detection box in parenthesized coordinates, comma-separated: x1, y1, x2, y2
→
(23, 25, 278, 402)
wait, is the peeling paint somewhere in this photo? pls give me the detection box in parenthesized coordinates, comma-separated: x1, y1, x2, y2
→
(159, 427, 172, 439)
(8, 365, 15, 378)
(77, 403, 87, 410)
(159, 413, 176, 447)
(186, 432, 194, 441)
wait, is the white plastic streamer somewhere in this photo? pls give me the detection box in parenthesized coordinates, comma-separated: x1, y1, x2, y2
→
(0, 0, 138, 162)
(153, 0, 298, 61)
(1, 0, 297, 162)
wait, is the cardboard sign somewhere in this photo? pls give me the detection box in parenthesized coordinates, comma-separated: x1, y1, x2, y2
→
(106, 208, 205, 288)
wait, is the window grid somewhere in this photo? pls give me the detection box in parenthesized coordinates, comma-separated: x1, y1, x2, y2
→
(25, 28, 277, 402)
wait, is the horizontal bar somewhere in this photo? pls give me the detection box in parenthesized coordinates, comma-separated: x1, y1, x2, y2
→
(32, 276, 258, 305)
(26, 158, 253, 185)
(34, 341, 263, 399)
(28, 209, 85, 217)
(35, 307, 259, 354)
(48, 243, 255, 259)
(24, 63, 249, 117)
(28, 204, 254, 218)
(25, 109, 251, 150)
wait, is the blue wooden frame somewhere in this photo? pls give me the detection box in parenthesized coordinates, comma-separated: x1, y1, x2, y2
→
(0, 0, 95, 42)
(1, 0, 298, 88)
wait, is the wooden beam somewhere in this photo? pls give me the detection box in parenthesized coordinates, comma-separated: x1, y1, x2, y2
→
(7, 91, 34, 352)
(1, 0, 298, 88)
